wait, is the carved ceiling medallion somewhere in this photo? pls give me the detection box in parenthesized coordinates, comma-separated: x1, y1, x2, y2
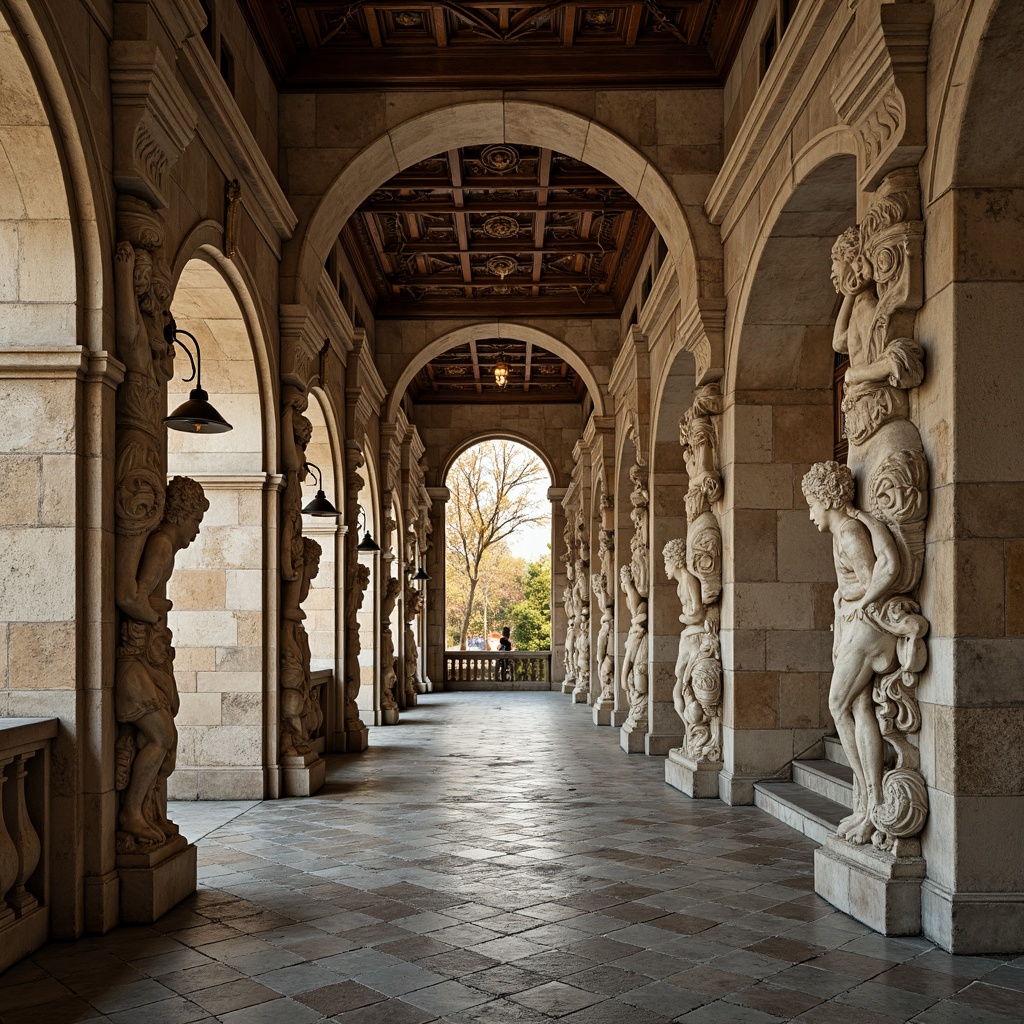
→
(486, 255, 519, 280)
(480, 145, 521, 174)
(482, 214, 521, 238)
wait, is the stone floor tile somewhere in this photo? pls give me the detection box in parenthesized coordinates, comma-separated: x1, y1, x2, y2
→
(293, 979, 387, 1013)
(945, 980, 1024, 1018)
(401, 979, 490, 1014)
(769, 963, 862, 999)
(665, 965, 755, 997)
(0, 995, 108, 1024)
(909, 999, 1024, 1024)
(511, 979, 604, 1015)
(834, 979, 939, 1018)
(253, 961, 342, 996)
(355, 962, 447, 996)
(159, 962, 248, 994)
(619, 980, 707, 1016)
(331, 997, 439, 1023)
(564, 964, 650, 995)
(463, 964, 551, 996)
(793, 1003, 899, 1023)
(614, 949, 693, 979)
(106, 995, 211, 1024)
(416, 950, 499, 977)
(675, 999, 785, 1022)
(216, 995, 325, 1023)
(186, 976, 278, 1014)
(979, 965, 1024, 993)
(724, 980, 825, 1016)
(871, 965, 967, 999)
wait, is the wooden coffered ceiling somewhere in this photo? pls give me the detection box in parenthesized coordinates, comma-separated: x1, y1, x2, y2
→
(239, 1, 759, 89)
(342, 143, 653, 318)
(408, 339, 585, 403)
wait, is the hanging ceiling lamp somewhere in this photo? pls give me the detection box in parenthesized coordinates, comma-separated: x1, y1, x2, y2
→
(356, 506, 380, 552)
(163, 319, 233, 433)
(301, 462, 338, 517)
(412, 566, 432, 581)
(493, 351, 510, 389)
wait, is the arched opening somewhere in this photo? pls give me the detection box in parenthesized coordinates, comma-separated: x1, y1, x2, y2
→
(720, 149, 858, 804)
(442, 438, 552, 689)
(356, 441, 381, 722)
(166, 255, 268, 800)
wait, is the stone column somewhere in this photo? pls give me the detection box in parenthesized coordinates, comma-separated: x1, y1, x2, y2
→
(343, 442, 371, 751)
(548, 489, 568, 690)
(425, 487, 448, 690)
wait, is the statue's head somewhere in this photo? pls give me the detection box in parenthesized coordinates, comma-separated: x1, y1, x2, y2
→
(830, 226, 871, 295)
(163, 476, 209, 546)
(662, 538, 687, 577)
(802, 460, 854, 510)
(302, 536, 322, 580)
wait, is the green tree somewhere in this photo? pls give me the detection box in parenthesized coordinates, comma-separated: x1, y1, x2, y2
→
(509, 554, 551, 651)
(445, 440, 549, 649)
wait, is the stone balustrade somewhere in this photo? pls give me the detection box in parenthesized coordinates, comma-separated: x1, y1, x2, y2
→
(0, 718, 57, 973)
(443, 651, 551, 689)
(309, 670, 333, 755)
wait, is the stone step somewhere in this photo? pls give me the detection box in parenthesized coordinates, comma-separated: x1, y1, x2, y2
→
(824, 735, 850, 768)
(753, 781, 847, 847)
(791, 759, 854, 808)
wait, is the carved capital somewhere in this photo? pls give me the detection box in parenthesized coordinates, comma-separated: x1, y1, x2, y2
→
(676, 298, 727, 386)
(109, 41, 197, 209)
(831, 3, 934, 192)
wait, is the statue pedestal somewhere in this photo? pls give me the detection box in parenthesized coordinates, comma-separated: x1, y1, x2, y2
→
(560, 680, 574, 694)
(610, 709, 630, 727)
(571, 686, 589, 704)
(592, 698, 613, 726)
(619, 720, 646, 753)
(345, 723, 369, 752)
(382, 707, 400, 725)
(665, 748, 721, 798)
(282, 751, 326, 796)
(815, 834, 925, 936)
(118, 836, 196, 923)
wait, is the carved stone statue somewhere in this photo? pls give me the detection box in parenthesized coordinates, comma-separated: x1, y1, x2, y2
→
(628, 464, 650, 597)
(281, 384, 313, 583)
(343, 443, 371, 746)
(561, 516, 578, 691)
(115, 475, 208, 851)
(404, 584, 423, 703)
(379, 575, 402, 722)
(619, 563, 649, 730)
(572, 537, 591, 702)
(807, 170, 930, 852)
(591, 571, 614, 703)
(280, 536, 322, 756)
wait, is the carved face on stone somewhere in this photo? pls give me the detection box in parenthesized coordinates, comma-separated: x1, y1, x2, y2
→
(807, 497, 829, 534)
(830, 227, 871, 296)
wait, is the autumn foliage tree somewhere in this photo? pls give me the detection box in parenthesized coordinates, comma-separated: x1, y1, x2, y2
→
(446, 440, 549, 649)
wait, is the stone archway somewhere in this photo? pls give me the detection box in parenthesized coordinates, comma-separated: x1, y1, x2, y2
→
(288, 100, 707, 317)
(719, 143, 859, 805)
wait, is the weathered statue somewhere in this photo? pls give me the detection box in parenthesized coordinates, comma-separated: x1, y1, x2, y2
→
(619, 563, 649, 730)
(380, 575, 402, 720)
(281, 385, 313, 582)
(628, 464, 650, 597)
(115, 475, 208, 850)
(562, 573, 578, 692)
(664, 538, 722, 762)
(404, 585, 423, 703)
(280, 536, 322, 756)
(572, 537, 591, 702)
(808, 171, 931, 851)
(343, 443, 372, 744)
(804, 462, 928, 848)
(591, 571, 614, 704)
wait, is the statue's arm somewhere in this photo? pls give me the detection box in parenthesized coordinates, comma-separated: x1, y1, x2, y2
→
(832, 292, 854, 354)
(114, 243, 144, 371)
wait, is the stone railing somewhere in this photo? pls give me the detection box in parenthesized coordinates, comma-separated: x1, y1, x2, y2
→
(309, 669, 333, 755)
(443, 651, 551, 686)
(1, 718, 57, 973)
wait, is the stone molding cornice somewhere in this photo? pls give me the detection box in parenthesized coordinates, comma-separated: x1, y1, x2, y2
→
(179, 36, 297, 246)
(172, 472, 268, 489)
(609, 327, 650, 401)
(638, 258, 680, 343)
(110, 40, 198, 209)
(706, 0, 843, 233)
(547, 486, 567, 503)
(0, 347, 124, 382)
(676, 297, 727, 386)
(426, 486, 450, 504)
(831, 3, 933, 192)
(316, 270, 355, 355)
(279, 304, 327, 385)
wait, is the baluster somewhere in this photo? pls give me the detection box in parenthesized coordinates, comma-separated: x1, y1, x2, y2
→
(3, 753, 40, 916)
(0, 758, 20, 926)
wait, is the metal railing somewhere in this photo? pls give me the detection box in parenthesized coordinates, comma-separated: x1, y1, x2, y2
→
(443, 650, 551, 686)
(0, 717, 56, 973)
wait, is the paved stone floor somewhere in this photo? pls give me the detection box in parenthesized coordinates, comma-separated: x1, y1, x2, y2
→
(2, 692, 1022, 1024)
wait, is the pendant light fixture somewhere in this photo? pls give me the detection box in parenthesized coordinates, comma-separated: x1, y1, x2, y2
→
(301, 462, 338, 517)
(412, 566, 432, 581)
(493, 351, 509, 389)
(356, 506, 380, 552)
(163, 319, 233, 433)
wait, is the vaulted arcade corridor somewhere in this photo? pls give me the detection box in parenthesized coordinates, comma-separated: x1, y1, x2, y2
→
(2, 693, 1017, 1024)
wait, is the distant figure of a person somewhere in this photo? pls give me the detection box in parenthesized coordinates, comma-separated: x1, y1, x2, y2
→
(498, 626, 513, 680)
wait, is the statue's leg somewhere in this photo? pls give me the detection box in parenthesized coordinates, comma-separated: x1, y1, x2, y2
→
(828, 652, 875, 841)
(119, 709, 174, 844)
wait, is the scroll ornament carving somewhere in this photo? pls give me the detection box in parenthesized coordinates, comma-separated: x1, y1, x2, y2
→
(280, 537, 323, 756)
(805, 169, 930, 852)
(668, 382, 724, 764)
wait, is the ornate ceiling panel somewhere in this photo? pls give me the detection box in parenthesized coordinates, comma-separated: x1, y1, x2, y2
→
(240, 1, 759, 89)
(407, 339, 585, 403)
(342, 144, 653, 317)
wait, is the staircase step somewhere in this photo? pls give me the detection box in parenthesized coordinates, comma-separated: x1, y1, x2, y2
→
(823, 735, 850, 768)
(791, 759, 854, 808)
(754, 781, 847, 846)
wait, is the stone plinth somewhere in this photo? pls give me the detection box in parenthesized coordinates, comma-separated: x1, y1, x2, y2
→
(345, 724, 369, 752)
(592, 700, 613, 726)
(665, 748, 721, 798)
(561, 680, 574, 694)
(382, 707, 400, 725)
(620, 722, 646, 753)
(815, 835, 925, 936)
(0, 906, 47, 973)
(610, 709, 630, 727)
(282, 752, 326, 796)
(118, 836, 197, 923)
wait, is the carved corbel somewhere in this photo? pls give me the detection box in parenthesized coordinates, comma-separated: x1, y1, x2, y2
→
(676, 298, 727, 387)
(831, 2, 934, 192)
(280, 305, 327, 386)
(109, 41, 198, 209)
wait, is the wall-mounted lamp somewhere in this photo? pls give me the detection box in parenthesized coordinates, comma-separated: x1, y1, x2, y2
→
(301, 462, 338, 517)
(493, 351, 509, 390)
(355, 506, 380, 552)
(163, 319, 233, 433)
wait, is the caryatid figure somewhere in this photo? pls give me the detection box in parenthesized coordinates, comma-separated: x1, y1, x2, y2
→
(619, 563, 649, 729)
